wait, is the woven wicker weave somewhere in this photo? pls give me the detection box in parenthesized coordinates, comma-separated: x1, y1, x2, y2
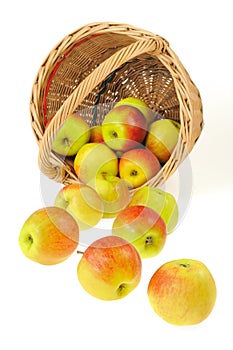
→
(30, 22, 203, 192)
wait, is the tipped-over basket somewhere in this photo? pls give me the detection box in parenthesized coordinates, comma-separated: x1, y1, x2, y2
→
(30, 22, 203, 193)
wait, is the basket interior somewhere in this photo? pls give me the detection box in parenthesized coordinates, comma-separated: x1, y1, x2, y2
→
(43, 33, 180, 129)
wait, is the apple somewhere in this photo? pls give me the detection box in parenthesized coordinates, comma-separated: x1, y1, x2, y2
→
(114, 97, 154, 125)
(18, 207, 79, 265)
(102, 105, 147, 151)
(73, 142, 118, 184)
(147, 259, 217, 325)
(89, 174, 131, 218)
(112, 205, 167, 258)
(54, 183, 104, 231)
(89, 125, 104, 143)
(77, 235, 142, 300)
(128, 186, 179, 234)
(119, 148, 161, 188)
(145, 119, 180, 163)
(51, 113, 91, 156)
(112, 205, 167, 259)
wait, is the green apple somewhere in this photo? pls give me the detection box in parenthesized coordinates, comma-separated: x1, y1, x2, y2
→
(52, 113, 90, 156)
(145, 119, 181, 163)
(54, 183, 104, 231)
(89, 174, 130, 218)
(18, 207, 79, 265)
(114, 97, 154, 125)
(77, 235, 142, 300)
(128, 186, 178, 234)
(102, 105, 147, 151)
(112, 205, 167, 259)
(119, 148, 161, 188)
(147, 259, 217, 325)
(73, 142, 118, 184)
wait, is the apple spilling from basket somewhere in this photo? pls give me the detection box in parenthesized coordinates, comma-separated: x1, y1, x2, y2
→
(18, 97, 217, 326)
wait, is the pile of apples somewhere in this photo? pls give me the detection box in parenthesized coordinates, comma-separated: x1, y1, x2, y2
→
(19, 97, 217, 326)
(51, 97, 181, 191)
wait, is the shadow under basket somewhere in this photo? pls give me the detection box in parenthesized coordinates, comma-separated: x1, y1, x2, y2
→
(30, 22, 203, 194)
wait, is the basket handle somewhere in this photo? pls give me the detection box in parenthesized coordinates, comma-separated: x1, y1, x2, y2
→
(39, 36, 168, 181)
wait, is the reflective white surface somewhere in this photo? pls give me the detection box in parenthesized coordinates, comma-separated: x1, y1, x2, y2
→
(1, 1, 232, 349)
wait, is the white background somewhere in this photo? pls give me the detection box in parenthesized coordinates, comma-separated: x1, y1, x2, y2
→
(1, 1, 233, 349)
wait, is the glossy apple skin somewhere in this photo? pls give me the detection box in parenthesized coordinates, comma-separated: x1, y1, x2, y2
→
(147, 259, 217, 325)
(114, 97, 154, 125)
(145, 119, 180, 163)
(128, 186, 179, 234)
(51, 113, 90, 156)
(91, 174, 130, 218)
(102, 105, 147, 151)
(18, 207, 79, 265)
(112, 205, 167, 259)
(89, 125, 104, 143)
(54, 183, 104, 231)
(77, 236, 142, 300)
(73, 142, 118, 184)
(119, 148, 161, 188)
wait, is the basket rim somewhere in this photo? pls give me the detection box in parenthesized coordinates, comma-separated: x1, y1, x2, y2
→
(31, 22, 169, 136)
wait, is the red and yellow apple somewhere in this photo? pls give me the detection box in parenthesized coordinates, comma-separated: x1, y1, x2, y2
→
(119, 148, 161, 188)
(147, 259, 217, 325)
(51, 113, 90, 156)
(145, 119, 180, 163)
(73, 142, 118, 184)
(112, 205, 167, 259)
(77, 235, 142, 300)
(18, 207, 79, 265)
(89, 174, 131, 218)
(89, 125, 104, 143)
(54, 183, 104, 231)
(114, 97, 154, 125)
(128, 186, 179, 234)
(102, 105, 147, 151)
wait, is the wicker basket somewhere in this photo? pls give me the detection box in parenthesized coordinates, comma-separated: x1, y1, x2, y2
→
(30, 22, 203, 193)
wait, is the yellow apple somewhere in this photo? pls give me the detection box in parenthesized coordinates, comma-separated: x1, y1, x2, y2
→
(128, 186, 179, 234)
(147, 259, 217, 325)
(89, 174, 131, 218)
(54, 183, 104, 231)
(114, 97, 154, 125)
(145, 119, 181, 163)
(77, 236, 142, 300)
(112, 205, 167, 259)
(51, 113, 90, 156)
(73, 142, 118, 184)
(119, 148, 161, 188)
(18, 207, 79, 265)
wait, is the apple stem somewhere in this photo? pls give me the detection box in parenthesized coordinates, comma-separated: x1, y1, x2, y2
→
(130, 170, 138, 176)
(63, 137, 70, 147)
(28, 235, 33, 243)
(76, 250, 84, 255)
(145, 236, 153, 245)
(117, 283, 126, 296)
(179, 263, 190, 268)
(111, 131, 118, 138)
